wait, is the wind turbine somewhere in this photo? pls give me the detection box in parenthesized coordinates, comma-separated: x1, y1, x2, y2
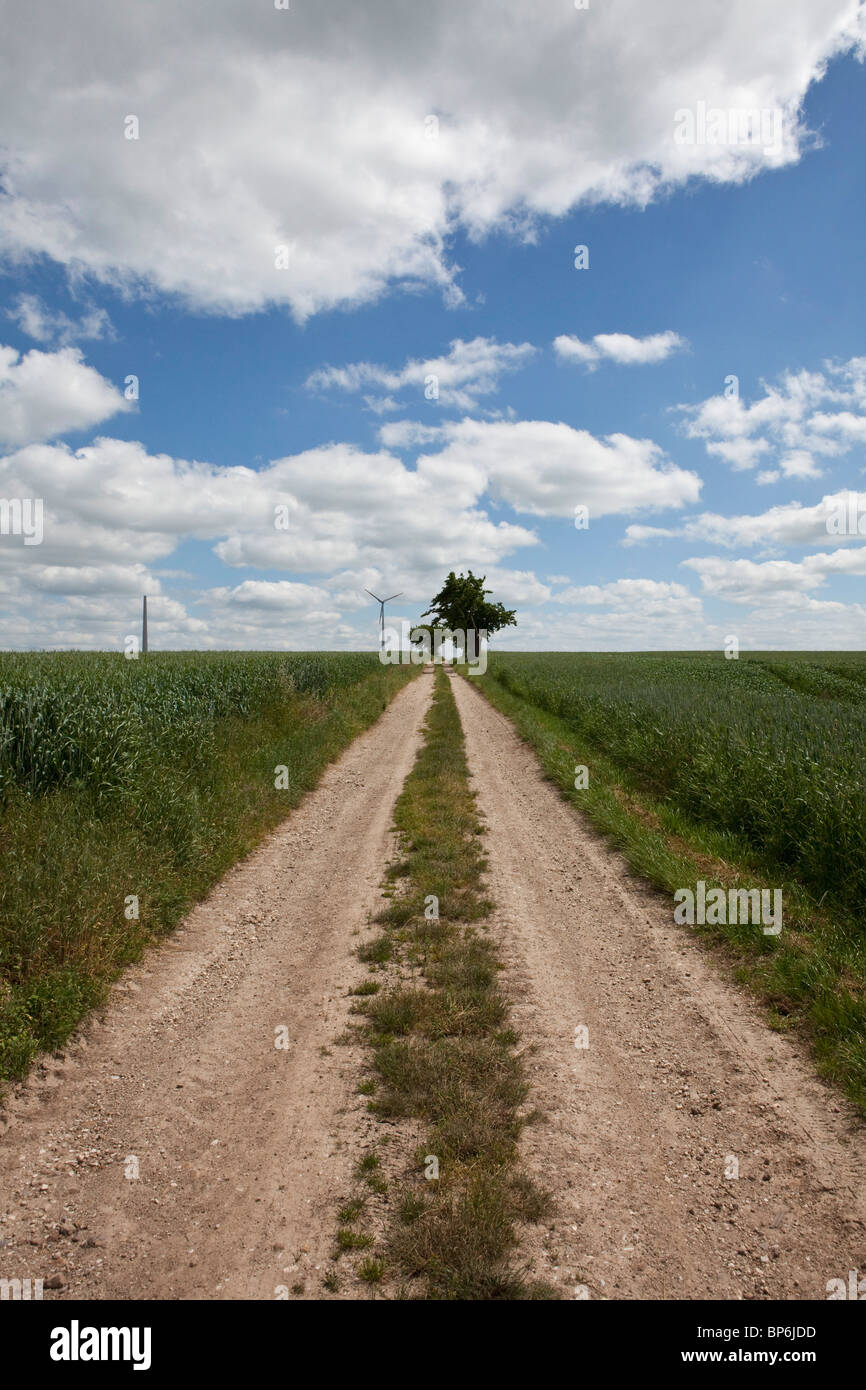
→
(365, 588, 403, 654)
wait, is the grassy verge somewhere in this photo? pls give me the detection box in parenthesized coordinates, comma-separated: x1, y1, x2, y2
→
(0, 663, 416, 1089)
(342, 668, 556, 1300)
(468, 669, 866, 1115)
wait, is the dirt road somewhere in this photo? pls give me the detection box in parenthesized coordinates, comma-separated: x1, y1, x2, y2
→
(1, 666, 863, 1300)
(450, 673, 866, 1300)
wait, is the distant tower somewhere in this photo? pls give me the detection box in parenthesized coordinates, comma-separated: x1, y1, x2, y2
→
(364, 588, 403, 655)
(142, 595, 148, 655)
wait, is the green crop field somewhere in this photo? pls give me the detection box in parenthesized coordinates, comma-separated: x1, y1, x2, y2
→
(486, 650, 866, 915)
(0, 651, 414, 1087)
(477, 650, 866, 1108)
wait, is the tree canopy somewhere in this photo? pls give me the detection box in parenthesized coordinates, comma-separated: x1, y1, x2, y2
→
(420, 571, 517, 639)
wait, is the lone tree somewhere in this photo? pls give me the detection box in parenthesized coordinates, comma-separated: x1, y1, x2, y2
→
(420, 570, 516, 657)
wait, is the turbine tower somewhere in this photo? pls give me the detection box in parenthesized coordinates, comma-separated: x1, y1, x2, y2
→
(142, 595, 148, 655)
(365, 588, 403, 654)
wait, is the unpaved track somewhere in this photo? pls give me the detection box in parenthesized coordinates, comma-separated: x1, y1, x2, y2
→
(450, 673, 866, 1300)
(3, 666, 864, 1302)
(0, 673, 432, 1300)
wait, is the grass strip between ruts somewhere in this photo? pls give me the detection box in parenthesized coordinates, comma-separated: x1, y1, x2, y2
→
(342, 667, 557, 1300)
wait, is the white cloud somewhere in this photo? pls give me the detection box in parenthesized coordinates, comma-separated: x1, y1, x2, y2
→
(810, 409, 866, 442)
(718, 596, 866, 649)
(307, 337, 536, 410)
(551, 577, 702, 616)
(7, 294, 114, 347)
(0, 405, 704, 646)
(0, 434, 542, 605)
(215, 440, 541, 576)
(31, 563, 159, 596)
(0, 345, 129, 448)
(0, 437, 264, 564)
(496, 571, 866, 651)
(623, 490, 866, 550)
(706, 438, 771, 470)
(416, 418, 701, 518)
(208, 579, 340, 620)
(677, 357, 866, 477)
(622, 525, 678, 546)
(378, 420, 447, 449)
(683, 547, 866, 604)
(0, 2, 862, 317)
(471, 567, 551, 608)
(554, 330, 686, 369)
(0, 567, 205, 652)
(504, 578, 705, 650)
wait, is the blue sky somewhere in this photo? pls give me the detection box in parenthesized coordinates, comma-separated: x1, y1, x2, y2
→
(1, 1, 865, 650)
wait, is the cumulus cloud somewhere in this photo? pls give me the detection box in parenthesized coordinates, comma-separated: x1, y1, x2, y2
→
(0, 437, 264, 565)
(415, 418, 701, 518)
(551, 577, 702, 615)
(0, 434, 542, 607)
(719, 596, 866, 649)
(676, 357, 866, 478)
(505, 578, 705, 650)
(683, 547, 866, 604)
(502, 568, 866, 651)
(0, 2, 862, 318)
(307, 337, 535, 411)
(623, 490, 866, 550)
(0, 345, 129, 448)
(554, 330, 686, 369)
(0, 405, 704, 645)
